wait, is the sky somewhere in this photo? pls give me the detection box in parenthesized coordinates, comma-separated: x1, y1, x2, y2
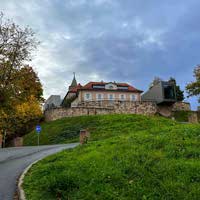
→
(0, 0, 199, 110)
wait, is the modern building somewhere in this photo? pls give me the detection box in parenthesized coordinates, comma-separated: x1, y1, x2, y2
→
(142, 80, 177, 104)
(43, 95, 62, 110)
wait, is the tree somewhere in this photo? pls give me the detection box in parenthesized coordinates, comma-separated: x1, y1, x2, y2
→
(149, 77, 162, 88)
(62, 95, 77, 108)
(0, 12, 39, 108)
(186, 66, 200, 103)
(169, 77, 184, 101)
(0, 12, 43, 145)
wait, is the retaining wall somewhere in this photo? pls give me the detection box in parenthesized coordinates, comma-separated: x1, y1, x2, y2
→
(45, 101, 157, 121)
(44, 101, 195, 122)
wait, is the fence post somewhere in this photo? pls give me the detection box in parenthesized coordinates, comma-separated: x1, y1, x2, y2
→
(80, 129, 90, 144)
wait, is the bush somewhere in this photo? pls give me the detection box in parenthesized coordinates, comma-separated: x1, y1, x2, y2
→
(173, 111, 192, 122)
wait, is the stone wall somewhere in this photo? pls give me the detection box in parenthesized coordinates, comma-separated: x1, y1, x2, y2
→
(157, 102, 191, 117)
(44, 100, 199, 124)
(13, 137, 23, 147)
(45, 101, 157, 121)
(188, 112, 199, 123)
(172, 101, 191, 111)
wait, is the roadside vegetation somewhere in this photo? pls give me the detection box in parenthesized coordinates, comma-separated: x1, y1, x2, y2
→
(23, 114, 200, 199)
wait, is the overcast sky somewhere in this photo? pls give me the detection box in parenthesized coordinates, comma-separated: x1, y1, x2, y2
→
(1, 0, 199, 109)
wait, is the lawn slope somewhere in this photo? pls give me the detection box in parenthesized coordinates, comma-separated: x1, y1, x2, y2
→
(24, 114, 176, 145)
(23, 114, 200, 200)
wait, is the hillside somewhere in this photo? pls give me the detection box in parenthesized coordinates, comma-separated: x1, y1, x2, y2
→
(23, 114, 200, 199)
(24, 114, 176, 145)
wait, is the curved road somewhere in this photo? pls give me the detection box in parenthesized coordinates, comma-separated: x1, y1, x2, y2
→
(0, 144, 78, 200)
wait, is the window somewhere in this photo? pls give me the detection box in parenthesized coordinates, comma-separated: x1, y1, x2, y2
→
(118, 86, 128, 90)
(130, 94, 136, 101)
(108, 94, 114, 100)
(109, 85, 113, 89)
(163, 85, 175, 99)
(105, 83, 117, 90)
(93, 85, 105, 89)
(120, 94, 126, 100)
(96, 93, 103, 100)
(85, 93, 91, 101)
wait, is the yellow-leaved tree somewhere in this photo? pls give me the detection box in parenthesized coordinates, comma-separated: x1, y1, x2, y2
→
(14, 96, 43, 136)
(0, 12, 43, 146)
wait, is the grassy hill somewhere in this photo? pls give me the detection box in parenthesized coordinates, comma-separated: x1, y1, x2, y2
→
(23, 114, 200, 199)
(24, 114, 177, 145)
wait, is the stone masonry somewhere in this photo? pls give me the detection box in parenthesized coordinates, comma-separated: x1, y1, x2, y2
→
(44, 100, 196, 123)
(188, 112, 199, 123)
(157, 102, 191, 117)
(172, 101, 191, 111)
(45, 101, 157, 121)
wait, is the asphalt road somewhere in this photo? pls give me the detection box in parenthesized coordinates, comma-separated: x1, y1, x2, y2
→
(0, 144, 78, 200)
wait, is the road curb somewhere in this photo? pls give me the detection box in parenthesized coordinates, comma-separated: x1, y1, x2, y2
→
(17, 144, 79, 199)
(18, 158, 42, 200)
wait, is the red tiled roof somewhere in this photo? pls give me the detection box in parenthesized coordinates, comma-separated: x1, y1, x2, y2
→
(69, 83, 82, 93)
(79, 82, 143, 93)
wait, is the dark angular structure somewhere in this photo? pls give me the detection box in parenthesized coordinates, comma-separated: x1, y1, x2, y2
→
(142, 81, 177, 105)
(43, 95, 62, 110)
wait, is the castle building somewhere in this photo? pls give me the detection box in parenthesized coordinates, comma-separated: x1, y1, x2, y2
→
(43, 74, 194, 122)
(62, 74, 143, 107)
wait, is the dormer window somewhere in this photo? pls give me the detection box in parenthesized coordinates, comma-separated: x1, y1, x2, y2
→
(118, 86, 128, 90)
(105, 83, 117, 90)
(109, 85, 113, 89)
(93, 85, 105, 89)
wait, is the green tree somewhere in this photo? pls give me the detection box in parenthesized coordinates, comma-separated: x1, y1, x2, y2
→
(0, 12, 39, 108)
(0, 12, 43, 145)
(169, 77, 184, 101)
(186, 66, 200, 103)
(149, 77, 162, 88)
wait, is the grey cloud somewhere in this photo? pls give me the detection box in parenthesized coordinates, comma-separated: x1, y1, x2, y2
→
(0, 0, 199, 109)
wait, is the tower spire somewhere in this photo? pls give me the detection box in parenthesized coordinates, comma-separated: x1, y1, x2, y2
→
(69, 72, 77, 90)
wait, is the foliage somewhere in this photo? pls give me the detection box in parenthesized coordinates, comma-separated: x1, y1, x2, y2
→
(0, 95, 43, 139)
(62, 95, 77, 108)
(14, 95, 43, 136)
(149, 76, 162, 88)
(172, 111, 191, 122)
(0, 12, 39, 107)
(169, 77, 184, 101)
(186, 66, 200, 103)
(23, 114, 200, 200)
(197, 111, 200, 122)
(0, 12, 42, 141)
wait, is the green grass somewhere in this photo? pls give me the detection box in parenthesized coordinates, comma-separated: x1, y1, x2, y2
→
(173, 111, 192, 122)
(24, 114, 176, 145)
(23, 114, 200, 199)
